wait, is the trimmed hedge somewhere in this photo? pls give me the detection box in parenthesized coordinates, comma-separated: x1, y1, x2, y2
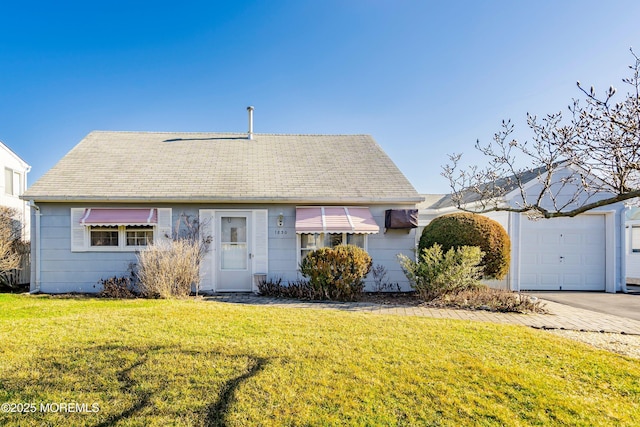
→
(419, 213, 510, 280)
(299, 244, 372, 301)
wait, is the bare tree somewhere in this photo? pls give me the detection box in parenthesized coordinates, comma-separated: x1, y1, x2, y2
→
(443, 49, 640, 218)
(0, 206, 23, 273)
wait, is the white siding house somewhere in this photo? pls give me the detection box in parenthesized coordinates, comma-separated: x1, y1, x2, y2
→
(0, 140, 30, 241)
(419, 164, 626, 293)
(22, 131, 423, 294)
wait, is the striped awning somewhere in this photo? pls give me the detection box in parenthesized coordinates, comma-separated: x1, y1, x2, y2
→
(79, 208, 158, 226)
(295, 207, 379, 234)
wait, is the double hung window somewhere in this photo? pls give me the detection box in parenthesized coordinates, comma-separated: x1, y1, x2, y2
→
(299, 232, 367, 260)
(89, 225, 154, 249)
(71, 208, 170, 252)
(4, 168, 20, 196)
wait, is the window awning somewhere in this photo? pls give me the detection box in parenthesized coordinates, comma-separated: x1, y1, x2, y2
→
(79, 208, 158, 226)
(295, 207, 379, 234)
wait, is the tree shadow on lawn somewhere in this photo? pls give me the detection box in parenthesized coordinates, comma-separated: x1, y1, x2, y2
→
(2, 343, 270, 427)
(203, 356, 268, 427)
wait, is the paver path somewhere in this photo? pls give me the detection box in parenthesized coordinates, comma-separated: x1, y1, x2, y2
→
(204, 294, 640, 335)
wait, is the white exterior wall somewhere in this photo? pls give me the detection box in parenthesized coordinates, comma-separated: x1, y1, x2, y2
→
(32, 203, 417, 293)
(0, 142, 30, 241)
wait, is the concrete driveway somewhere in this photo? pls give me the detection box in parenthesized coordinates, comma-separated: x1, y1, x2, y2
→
(529, 285, 640, 322)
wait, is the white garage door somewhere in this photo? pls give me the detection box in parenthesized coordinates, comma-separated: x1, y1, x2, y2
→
(519, 215, 605, 291)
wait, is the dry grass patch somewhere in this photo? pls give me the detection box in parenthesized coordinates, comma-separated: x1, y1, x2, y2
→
(427, 287, 547, 313)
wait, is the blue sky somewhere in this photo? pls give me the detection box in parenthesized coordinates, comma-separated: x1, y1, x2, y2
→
(2, 1, 640, 194)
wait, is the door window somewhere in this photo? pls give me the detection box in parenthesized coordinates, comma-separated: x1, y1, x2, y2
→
(221, 216, 248, 270)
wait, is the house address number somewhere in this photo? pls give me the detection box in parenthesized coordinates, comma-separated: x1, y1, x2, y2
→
(274, 229, 288, 237)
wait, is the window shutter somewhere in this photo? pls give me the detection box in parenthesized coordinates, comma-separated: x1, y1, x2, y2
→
(199, 209, 215, 291)
(70, 208, 87, 252)
(156, 208, 173, 244)
(252, 210, 269, 291)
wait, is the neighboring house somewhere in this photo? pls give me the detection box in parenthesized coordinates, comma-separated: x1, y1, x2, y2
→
(0, 140, 31, 241)
(21, 129, 423, 294)
(419, 164, 626, 293)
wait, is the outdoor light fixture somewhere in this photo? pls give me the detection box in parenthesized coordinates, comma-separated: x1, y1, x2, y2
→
(277, 212, 284, 228)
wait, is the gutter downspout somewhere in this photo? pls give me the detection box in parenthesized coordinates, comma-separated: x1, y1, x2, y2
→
(27, 201, 40, 293)
(620, 206, 629, 293)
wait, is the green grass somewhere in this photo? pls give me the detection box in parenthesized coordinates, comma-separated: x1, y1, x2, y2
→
(0, 294, 638, 426)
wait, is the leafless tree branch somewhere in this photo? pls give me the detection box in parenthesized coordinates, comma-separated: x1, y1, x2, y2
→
(443, 48, 640, 218)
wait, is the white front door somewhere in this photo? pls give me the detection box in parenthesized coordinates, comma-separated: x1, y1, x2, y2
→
(199, 209, 269, 293)
(216, 211, 253, 291)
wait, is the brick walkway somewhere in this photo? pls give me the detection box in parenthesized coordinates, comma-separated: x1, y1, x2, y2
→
(204, 294, 640, 335)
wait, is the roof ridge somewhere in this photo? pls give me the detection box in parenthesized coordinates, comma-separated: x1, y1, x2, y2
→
(88, 130, 371, 137)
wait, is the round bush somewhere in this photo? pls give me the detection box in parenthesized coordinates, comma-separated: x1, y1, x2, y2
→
(419, 213, 510, 280)
(299, 244, 372, 301)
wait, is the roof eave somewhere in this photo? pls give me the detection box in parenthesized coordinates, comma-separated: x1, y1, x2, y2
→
(21, 195, 425, 205)
(0, 141, 31, 170)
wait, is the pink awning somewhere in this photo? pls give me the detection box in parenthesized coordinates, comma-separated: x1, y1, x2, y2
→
(295, 207, 379, 234)
(80, 208, 158, 226)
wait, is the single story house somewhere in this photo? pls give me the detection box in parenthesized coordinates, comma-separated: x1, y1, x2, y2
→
(22, 126, 423, 294)
(418, 164, 626, 293)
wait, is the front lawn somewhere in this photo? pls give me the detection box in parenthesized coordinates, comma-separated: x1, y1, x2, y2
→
(0, 294, 638, 426)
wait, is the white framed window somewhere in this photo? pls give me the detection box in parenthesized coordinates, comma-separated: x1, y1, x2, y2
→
(632, 226, 640, 253)
(71, 208, 172, 252)
(126, 226, 154, 247)
(89, 225, 154, 250)
(299, 232, 368, 262)
(4, 168, 20, 196)
(90, 226, 119, 247)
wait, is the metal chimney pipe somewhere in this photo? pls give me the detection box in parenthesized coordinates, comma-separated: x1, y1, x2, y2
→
(247, 106, 254, 140)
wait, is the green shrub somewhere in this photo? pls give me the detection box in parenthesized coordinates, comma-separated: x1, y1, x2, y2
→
(136, 240, 203, 298)
(419, 213, 510, 279)
(257, 277, 321, 300)
(299, 244, 372, 301)
(398, 244, 484, 300)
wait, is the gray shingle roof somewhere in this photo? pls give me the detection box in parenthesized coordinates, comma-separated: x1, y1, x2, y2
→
(417, 194, 450, 210)
(24, 131, 422, 203)
(419, 165, 552, 211)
